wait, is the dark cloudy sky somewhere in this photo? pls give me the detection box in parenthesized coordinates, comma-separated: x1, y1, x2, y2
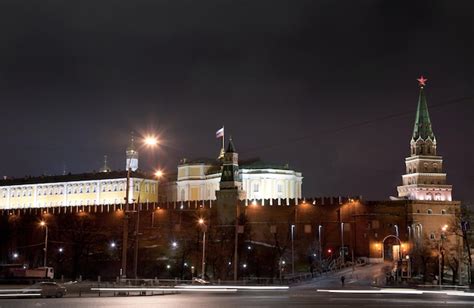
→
(0, 1, 472, 201)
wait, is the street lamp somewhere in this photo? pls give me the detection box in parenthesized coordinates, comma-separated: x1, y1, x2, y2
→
(318, 225, 322, 263)
(12, 252, 19, 260)
(439, 225, 448, 286)
(291, 224, 295, 275)
(144, 136, 159, 147)
(198, 218, 207, 279)
(121, 134, 159, 279)
(154, 170, 163, 179)
(39, 221, 48, 267)
(340, 222, 345, 263)
(58, 247, 64, 253)
(172, 241, 178, 249)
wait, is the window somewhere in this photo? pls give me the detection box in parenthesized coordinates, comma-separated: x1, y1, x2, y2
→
(371, 220, 380, 229)
(277, 184, 283, 193)
(430, 233, 435, 240)
(86, 186, 90, 193)
(426, 193, 433, 201)
(427, 209, 433, 214)
(441, 209, 446, 215)
(253, 183, 259, 193)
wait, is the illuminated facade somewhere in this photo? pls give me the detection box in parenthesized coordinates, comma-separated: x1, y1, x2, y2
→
(397, 78, 452, 201)
(0, 173, 158, 210)
(162, 140, 303, 202)
(0, 142, 158, 210)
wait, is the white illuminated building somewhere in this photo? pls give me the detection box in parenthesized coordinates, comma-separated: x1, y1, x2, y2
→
(162, 143, 303, 202)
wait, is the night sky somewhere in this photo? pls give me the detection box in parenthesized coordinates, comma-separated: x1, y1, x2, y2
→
(0, 1, 472, 201)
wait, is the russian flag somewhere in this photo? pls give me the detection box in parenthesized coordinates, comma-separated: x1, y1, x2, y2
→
(216, 127, 224, 138)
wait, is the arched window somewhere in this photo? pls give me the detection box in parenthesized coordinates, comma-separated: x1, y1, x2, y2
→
(441, 209, 446, 215)
(253, 183, 259, 193)
(430, 233, 436, 240)
(426, 193, 433, 201)
(427, 209, 433, 214)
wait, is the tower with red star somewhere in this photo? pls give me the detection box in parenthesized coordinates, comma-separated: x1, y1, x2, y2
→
(397, 77, 453, 201)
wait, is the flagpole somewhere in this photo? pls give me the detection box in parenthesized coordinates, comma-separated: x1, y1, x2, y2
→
(222, 125, 225, 150)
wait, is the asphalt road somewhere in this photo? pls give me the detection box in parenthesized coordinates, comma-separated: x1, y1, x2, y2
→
(1, 264, 473, 307)
(1, 290, 474, 308)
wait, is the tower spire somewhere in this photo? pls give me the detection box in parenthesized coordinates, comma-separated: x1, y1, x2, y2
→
(100, 155, 111, 173)
(412, 77, 435, 142)
(397, 76, 452, 201)
(126, 131, 139, 171)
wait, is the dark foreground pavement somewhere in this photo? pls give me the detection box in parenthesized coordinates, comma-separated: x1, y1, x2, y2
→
(1, 289, 474, 308)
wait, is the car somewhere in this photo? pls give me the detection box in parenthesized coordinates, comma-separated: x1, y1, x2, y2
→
(27, 282, 67, 298)
(192, 277, 211, 284)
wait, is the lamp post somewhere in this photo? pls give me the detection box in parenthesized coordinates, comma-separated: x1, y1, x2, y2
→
(40, 221, 48, 267)
(439, 224, 448, 286)
(291, 224, 295, 275)
(121, 134, 159, 279)
(198, 218, 207, 279)
(318, 225, 322, 264)
(340, 222, 344, 263)
(234, 203, 240, 282)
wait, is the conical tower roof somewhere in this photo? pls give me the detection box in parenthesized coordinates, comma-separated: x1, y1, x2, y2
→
(412, 79, 435, 141)
(127, 132, 136, 152)
(226, 137, 236, 153)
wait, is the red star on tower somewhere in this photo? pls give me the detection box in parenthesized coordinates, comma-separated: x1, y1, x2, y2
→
(417, 76, 427, 87)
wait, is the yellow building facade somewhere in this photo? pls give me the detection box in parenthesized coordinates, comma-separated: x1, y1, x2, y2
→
(0, 172, 158, 210)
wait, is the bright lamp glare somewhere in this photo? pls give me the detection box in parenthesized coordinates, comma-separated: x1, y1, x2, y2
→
(144, 136, 158, 146)
(155, 170, 163, 178)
